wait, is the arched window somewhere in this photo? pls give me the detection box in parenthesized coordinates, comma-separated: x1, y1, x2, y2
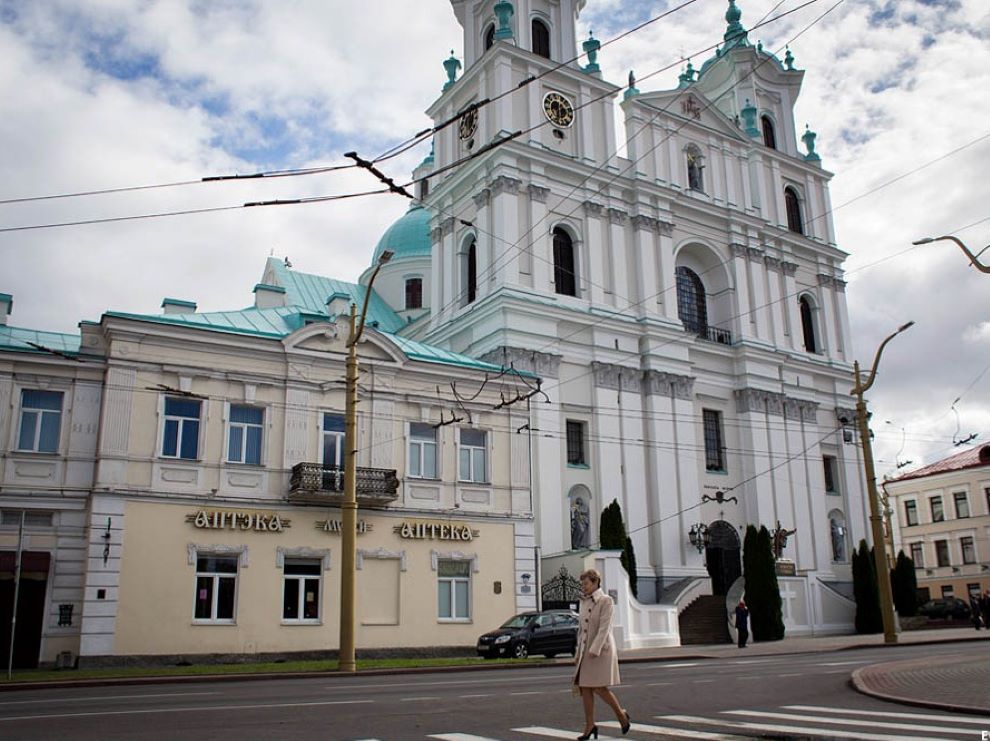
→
(461, 238, 477, 305)
(405, 277, 423, 310)
(686, 145, 705, 192)
(799, 295, 818, 353)
(483, 23, 495, 51)
(675, 266, 708, 334)
(552, 227, 577, 296)
(785, 187, 803, 234)
(761, 115, 776, 149)
(532, 18, 550, 58)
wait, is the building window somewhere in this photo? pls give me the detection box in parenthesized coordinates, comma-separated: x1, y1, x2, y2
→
(761, 115, 776, 149)
(405, 277, 423, 310)
(462, 239, 477, 305)
(940, 584, 954, 598)
(458, 429, 488, 483)
(194, 554, 237, 622)
(437, 559, 471, 620)
(675, 266, 708, 335)
(934, 539, 950, 568)
(904, 500, 919, 526)
(702, 409, 726, 472)
(162, 397, 202, 460)
(953, 491, 970, 518)
(484, 23, 495, 51)
(785, 187, 803, 234)
(532, 18, 550, 58)
(986, 487, 990, 515)
(961, 536, 976, 565)
(686, 145, 705, 191)
(799, 296, 818, 353)
(228, 405, 263, 465)
(17, 389, 64, 453)
(566, 420, 586, 466)
(930, 495, 944, 523)
(823, 455, 838, 494)
(909, 542, 924, 567)
(552, 227, 577, 297)
(322, 413, 345, 468)
(409, 422, 438, 479)
(283, 559, 321, 622)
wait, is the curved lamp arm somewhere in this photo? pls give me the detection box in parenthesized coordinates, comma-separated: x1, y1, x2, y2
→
(853, 321, 914, 395)
(914, 235, 990, 274)
(347, 250, 393, 347)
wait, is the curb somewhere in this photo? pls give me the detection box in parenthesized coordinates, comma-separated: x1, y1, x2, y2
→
(851, 662, 990, 717)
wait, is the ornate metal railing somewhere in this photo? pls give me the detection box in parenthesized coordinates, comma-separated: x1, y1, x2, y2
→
(700, 324, 732, 345)
(288, 463, 400, 506)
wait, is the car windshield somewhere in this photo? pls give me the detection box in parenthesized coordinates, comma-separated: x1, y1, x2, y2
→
(500, 614, 535, 629)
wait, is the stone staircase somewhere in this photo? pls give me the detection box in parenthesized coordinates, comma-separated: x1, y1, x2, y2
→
(678, 594, 731, 645)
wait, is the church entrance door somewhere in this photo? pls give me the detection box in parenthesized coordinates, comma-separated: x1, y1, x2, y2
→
(704, 520, 741, 596)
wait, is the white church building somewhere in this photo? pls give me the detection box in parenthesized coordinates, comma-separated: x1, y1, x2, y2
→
(371, 0, 867, 639)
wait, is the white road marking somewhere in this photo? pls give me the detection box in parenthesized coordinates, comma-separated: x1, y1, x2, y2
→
(514, 727, 620, 739)
(457, 694, 493, 699)
(400, 696, 441, 702)
(724, 708, 967, 733)
(659, 714, 955, 741)
(323, 673, 573, 691)
(646, 682, 673, 687)
(0, 698, 373, 723)
(693, 679, 716, 683)
(509, 691, 543, 696)
(599, 720, 750, 739)
(783, 705, 990, 725)
(820, 659, 873, 666)
(428, 734, 502, 741)
(776, 672, 802, 677)
(0, 691, 219, 706)
(662, 662, 702, 668)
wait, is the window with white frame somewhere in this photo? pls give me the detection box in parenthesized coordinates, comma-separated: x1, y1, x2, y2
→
(458, 429, 487, 483)
(953, 491, 970, 518)
(409, 422, 438, 479)
(322, 413, 345, 468)
(930, 495, 944, 522)
(17, 389, 64, 453)
(437, 559, 471, 620)
(823, 455, 839, 494)
(162, 396, 202, 460)
(934, 539, 950, 567)
(228, 404, 263, 465)
(909, 541, 924, 567)
(193, 554, 237, 622)
(961, 536, 976, 565)
(702, 409, 726, 472)
(282, 559, 321, 622)
(904, 499, 919, 526)
(566, 420, 587, 466)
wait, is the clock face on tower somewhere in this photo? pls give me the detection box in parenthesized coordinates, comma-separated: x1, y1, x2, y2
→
(542, 91, 575, 128)
(458, 107, 478, 140)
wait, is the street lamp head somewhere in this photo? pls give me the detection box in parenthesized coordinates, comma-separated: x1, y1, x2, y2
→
(897, 320, 915, 333)
(912, 237, 934, 245)
(378, 250, 394, 265)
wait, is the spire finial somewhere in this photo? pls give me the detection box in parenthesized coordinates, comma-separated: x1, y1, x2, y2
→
(624, 69, 640, 101)
(802, 124, 821, 162)
(582, 30, 601, 75)
(493, 1, 515, 42)
(678, 60, 696, 88)
(741, 98, 759, 138)
(442, 50, 461, 92)
(724, 0, 749, 49)
(784, 46, 795, 70)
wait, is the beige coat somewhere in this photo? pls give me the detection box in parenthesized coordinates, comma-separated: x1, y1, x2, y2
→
(573, 588, 621, 688)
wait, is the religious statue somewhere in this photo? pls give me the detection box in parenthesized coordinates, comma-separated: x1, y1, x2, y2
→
(771, 520, 797, 560)
(830, 518, 846, 562)
(570, 497, 590, 550)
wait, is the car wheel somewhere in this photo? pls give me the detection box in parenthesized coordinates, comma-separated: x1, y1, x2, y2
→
(512, 642, 529, 659)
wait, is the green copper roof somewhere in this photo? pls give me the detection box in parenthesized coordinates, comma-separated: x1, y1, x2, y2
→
(0, 325, 81, 356)
(371, 202, 432, 266)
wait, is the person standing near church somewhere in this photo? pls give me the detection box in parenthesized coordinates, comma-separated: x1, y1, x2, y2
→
(572, 569, 631, 739)
(734, 599, 750, 648)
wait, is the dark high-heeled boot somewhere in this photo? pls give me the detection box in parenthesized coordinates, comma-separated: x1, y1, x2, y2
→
(620, 710, 632, 734)
(576, 725, 598, 740)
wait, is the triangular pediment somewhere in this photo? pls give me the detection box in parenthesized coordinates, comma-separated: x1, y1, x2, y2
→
(283, 322, 402, 365)
(632, 88, 747, 141)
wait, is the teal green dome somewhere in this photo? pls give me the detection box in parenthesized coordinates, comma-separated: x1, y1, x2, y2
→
(372, 202, 432, 265)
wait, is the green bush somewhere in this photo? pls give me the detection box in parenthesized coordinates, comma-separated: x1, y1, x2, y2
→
(742, 524, 785, 641)
(599, 499, 638, 598)
(890, 550, 918, 617)
(852, 539, 883, 633)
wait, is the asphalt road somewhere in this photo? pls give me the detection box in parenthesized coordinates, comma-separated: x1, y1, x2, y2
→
(1, 643, 988, 740)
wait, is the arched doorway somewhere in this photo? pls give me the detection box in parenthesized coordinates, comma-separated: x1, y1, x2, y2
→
(705, 520, 741, 595)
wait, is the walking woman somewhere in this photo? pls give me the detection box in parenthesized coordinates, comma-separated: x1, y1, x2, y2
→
(573, 568, 631, 739)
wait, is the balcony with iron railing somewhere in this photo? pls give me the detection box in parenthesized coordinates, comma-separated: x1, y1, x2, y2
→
(683, 320, 733, 346)
(288, 462, 400, 506)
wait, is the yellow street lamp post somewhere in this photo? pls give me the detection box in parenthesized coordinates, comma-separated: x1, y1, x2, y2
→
(339, 249, 392, 673)
(913, 235, 990, 273)
(851, 320, 914, 645)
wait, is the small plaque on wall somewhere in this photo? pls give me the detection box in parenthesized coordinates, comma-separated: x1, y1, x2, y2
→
(775, 559, 796, 576)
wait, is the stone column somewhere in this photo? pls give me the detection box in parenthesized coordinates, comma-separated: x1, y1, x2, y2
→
(490, 175, 521, 289)
(733, 389, 777, 527)
(583, 201, 608, 305)
(729, 243, 754, 342)
(746, 246, 770, 340)
(783, 397, 821, 570)
(781, 260, 801, 351)
(607, 208, 630, 308)
(472, 187, 492, 288)
(632, 214, 660, 320)
(764, 255, 787, 347)
(656, 221, 677, 322)
(527, 184, 550, 293)
(817, 273, 840, 356)
(833, 277, 850, 361)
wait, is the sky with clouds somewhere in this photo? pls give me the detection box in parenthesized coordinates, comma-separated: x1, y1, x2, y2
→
(1, 0, 988, 477)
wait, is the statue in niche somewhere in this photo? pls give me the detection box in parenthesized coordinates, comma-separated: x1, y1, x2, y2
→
(830, 518, 846, 562)
(570, 497, 590, 550)
(771, 520, 797, 560)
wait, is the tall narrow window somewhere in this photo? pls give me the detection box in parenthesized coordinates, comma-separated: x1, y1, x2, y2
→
(961, 536, 976, 565)
(464, 239, 477, 305)
(322, 414, 345, 468)
(686, 145, 705, 191)
(930, 495, 944, 523)
(800, 295, 818, 353)
(228, 405, 263, 465)
(437, 559, 471, 620)
(675, 266, 707, 334)
(823, 455, 838, 493)
(934, 539, 950, 567)
(484, 23, 495, 51)
(405, 277, 423, 310)
(193, 554, 237, 622)
(282, 559, 321, 622)
(162, 397, 202, 460)
(532, 18, 550, 58)
(566, 420, 586, 466)
(702, 409, 726, 472)
(458, 429, 488, 483)
(409, 422, 438, 479)
(953, 491, 970, 518)
(904, 500, 919, 526)
(761, 115, 776, 149)
(17, 389, 64, 453)
(552, 227, 577, 296)
(785, 187, 803, 234)
(909, 541, 924, 567)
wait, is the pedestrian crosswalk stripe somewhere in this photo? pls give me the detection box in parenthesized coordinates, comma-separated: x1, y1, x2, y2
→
(723, 708, 968, 733)
(782, 705, 990, 725)
(657, 714, 955, 741)
(427, 734, 501, 740)
(598, 720, 749, 739)
(515, 728, 611, 739)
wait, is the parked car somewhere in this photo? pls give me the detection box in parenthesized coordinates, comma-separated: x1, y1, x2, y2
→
(476, 610, 579, 659)
(918, 597, 971, 619)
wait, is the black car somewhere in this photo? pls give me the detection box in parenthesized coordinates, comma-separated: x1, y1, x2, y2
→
(918, 597, 971, 619)
(476, 609, 579, 659)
